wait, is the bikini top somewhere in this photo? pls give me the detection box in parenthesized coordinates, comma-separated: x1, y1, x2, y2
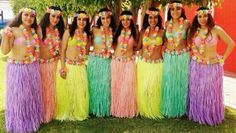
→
(68, 37, 87, 47)
(117, 36, 135, 47)
(142, 36, 163, 47)
(14, 36, 35, 46)
(94, 36, 102, 45)
(193, 33, 218, 47)
(165, 29, 186, 40)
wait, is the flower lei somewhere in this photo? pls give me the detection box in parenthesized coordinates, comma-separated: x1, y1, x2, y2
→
(47, 8, 62, 16)
(168, 3, 183, 9)
(119, 15, 133, 20)
(99, 11, 112, 17)
(146, 10, 159, 16)
(166, 17, 184, 48)
(100, 26, 113, 54)
(143, 26, 159, 56)
(75, 29, 88, 58)
(9, 25, 40, 64)
(19, 8, 37, 17)
(119, 29, 131, 55)
(195, 9, 212, 16)
(43, 27, 61, 56)
(192, 28, 208, 55)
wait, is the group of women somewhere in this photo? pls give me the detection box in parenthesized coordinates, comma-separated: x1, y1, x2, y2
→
(0, 0, 235, 132)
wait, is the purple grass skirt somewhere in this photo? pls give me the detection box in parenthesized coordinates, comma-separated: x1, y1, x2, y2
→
(188, 60, 224, 125)
(5, 62, 43, 133)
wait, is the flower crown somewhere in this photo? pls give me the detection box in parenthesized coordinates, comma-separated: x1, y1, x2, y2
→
(146, 10, 159, 16)
(47, 8, 62, 16)
(119, 15, 133, 20)
(168, 3, 183, 9)
(196, 9, 212, 16)
(19, 8, 37, 16)
(99, 11, 112, 17)
(74, 13, 89, 19)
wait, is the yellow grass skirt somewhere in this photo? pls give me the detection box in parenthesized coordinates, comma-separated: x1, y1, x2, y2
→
(137, 58, 163, 119)
(56, 63, 89, 121)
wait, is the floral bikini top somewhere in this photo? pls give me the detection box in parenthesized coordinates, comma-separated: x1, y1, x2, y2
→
(66, 31, 88, 65)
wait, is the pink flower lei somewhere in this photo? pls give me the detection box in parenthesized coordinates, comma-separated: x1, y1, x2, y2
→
(43, 27, 61, 56)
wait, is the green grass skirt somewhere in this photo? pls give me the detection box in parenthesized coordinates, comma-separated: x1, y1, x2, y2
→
(161, 51, 190, 118)
(87, 55, 111, 117)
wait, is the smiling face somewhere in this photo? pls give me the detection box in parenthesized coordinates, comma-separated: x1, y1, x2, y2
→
(120, 15, 132, 29)
(170, 6, 182, 19)
(148, 15, 158, 28)
(49, 13, 61, 27)
(77, 13, 88, 30)
(101, 15, 111, 28)
(21, 11, 36, 27)
(197, 10, 209, 27)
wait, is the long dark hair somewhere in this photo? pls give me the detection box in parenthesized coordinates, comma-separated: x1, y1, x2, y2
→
(40, 6, 65, 40)
(114, 11, 137, 44)
(69, 11, 91, 38)
(96, 8, 116, 33)
(188, 7, 215, 40)
(167, 0, 187, 21)
(9, 8, 38, 31)
(142, 7, 163, 31)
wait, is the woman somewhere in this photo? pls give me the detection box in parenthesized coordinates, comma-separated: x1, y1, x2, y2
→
(39, 5, 65, 123)
(1, 7, 43, 133)
(188, 7, 235, 125)
(87, 8, 116, 117)
(161, 0, 190, 118)
(111, 11, 138, 118)
(136, 7, 164, 119)
(56, 11, 90, 121)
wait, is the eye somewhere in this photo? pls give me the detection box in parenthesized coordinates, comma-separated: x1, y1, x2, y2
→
(24, 13, 29, 17)
(101, 17, 105, 20)
(82, 18, 87, 21)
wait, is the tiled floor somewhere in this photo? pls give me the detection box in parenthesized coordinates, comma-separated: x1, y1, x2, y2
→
(224, 76, 236, 109)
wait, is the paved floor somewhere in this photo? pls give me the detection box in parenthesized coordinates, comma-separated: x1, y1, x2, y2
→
(224, 76, 236, 109)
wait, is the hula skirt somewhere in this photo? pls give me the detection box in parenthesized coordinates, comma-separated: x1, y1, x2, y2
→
(5, 62, 43, 133)
(137, 57, 163, 119)
(87, 55, 111, 117)
(56, 63, 89, 121)
(40, 61, 58, 123)
(110, 57, 137, 118)
(161, 51, 190, 118)
(188, 60, 224, 125)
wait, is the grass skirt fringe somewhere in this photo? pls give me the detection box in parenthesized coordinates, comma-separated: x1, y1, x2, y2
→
(87, 55, 111, 117)
(161, 52, 190, 118)
(5, 62, 43, 133)
(40, 61, 58, 123)
(188, 60, 224, 125)
(111, 58, 137, 118)
(137, 58, 163, 119)
(56, 63, 89, 121)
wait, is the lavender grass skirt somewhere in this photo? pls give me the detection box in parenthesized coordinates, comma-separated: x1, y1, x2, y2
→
(188, 60, 224, 125)
(5, 62, 43, 133)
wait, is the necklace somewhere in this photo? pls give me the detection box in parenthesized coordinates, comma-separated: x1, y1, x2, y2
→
(119, 29, 131, 55)
(43, 27, 60, 56)
(75, 29, 87, 58)
(167, 18, 184, 48)
(143, 26, 159, 56)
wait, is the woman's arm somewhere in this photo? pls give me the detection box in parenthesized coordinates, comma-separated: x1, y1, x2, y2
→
(215, 25, 235, 61)
(1, 27, 14, 55)
(60, 29, 69, 79)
